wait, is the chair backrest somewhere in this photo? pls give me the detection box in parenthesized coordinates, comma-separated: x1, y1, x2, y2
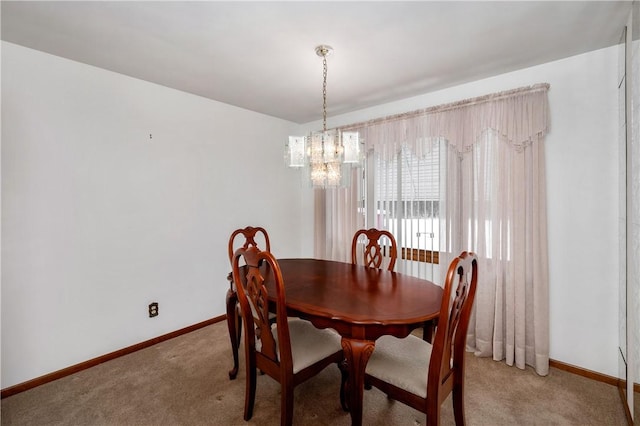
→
(228, 226, 271, 264)
(231, 245, 293, 373)
(351, 228, 398, 271)
(427, 251, 478, 404)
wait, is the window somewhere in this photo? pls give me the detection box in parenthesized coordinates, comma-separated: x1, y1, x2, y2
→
(365, 139, 443, 278)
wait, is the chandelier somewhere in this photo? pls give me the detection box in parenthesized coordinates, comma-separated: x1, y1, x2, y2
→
(285, 45, 361, 188)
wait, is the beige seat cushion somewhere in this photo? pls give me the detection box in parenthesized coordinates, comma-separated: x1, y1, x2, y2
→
(365, 334, 432, 398)
(274, 318, 343, 374)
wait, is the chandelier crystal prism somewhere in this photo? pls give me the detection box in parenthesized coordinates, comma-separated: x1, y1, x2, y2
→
(285, 45, 361, 188)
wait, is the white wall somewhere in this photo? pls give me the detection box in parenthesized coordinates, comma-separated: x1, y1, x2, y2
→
(1, 40, 621, 389)
(1, 42, 305, 389)
(303, 46, 621, 377)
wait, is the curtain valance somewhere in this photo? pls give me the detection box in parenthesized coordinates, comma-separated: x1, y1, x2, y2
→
(340, 83, 550, 156)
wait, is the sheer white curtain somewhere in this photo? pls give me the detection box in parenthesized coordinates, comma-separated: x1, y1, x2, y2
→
(438, 86, 550, 375)
(443, 129, 550, 376)
(315, 84, 550, 375)
(314, 167, 364, 262)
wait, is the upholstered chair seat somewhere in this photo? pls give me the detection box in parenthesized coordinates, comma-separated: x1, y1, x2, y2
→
(366, 334, 432, 398)
(274, 318, 343, 374)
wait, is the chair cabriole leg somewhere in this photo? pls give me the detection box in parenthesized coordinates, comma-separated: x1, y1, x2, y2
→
(226, 287, 240, 380)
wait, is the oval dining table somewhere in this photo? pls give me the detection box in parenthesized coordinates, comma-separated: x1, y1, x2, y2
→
(226, 258, 443, 426)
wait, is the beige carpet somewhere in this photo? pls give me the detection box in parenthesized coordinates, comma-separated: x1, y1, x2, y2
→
(1, 321, 632, 425)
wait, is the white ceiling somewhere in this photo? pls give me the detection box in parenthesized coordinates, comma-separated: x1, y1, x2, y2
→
(1, 1, 632, 124)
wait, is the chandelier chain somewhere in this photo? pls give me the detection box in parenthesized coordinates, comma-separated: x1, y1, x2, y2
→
(322, 54, 328, 132)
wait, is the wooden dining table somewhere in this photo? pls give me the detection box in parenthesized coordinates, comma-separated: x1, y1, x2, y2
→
(226, 258, 443, 426)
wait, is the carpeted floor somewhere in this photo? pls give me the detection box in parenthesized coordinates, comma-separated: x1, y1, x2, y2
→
(1, 321, 633, 425)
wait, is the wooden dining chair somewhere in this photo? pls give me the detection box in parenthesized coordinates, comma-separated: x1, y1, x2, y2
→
(363, 251, 478, 426)
(351, 227, 436, 342)
(231, 245, 346, 426)
(226, 226, 271, 380)
(351, 228, 398, 271)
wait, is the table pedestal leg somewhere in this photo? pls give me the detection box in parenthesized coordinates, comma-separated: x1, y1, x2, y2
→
(341, 338, 375, 426)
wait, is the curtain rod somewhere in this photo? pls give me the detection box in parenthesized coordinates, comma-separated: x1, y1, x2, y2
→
(338, 83, 550, 131)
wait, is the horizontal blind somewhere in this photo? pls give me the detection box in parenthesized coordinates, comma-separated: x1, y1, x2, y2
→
(372, 140, 442, 281)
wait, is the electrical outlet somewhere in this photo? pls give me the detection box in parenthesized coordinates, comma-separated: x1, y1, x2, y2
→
(149, 302, 159, 318)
